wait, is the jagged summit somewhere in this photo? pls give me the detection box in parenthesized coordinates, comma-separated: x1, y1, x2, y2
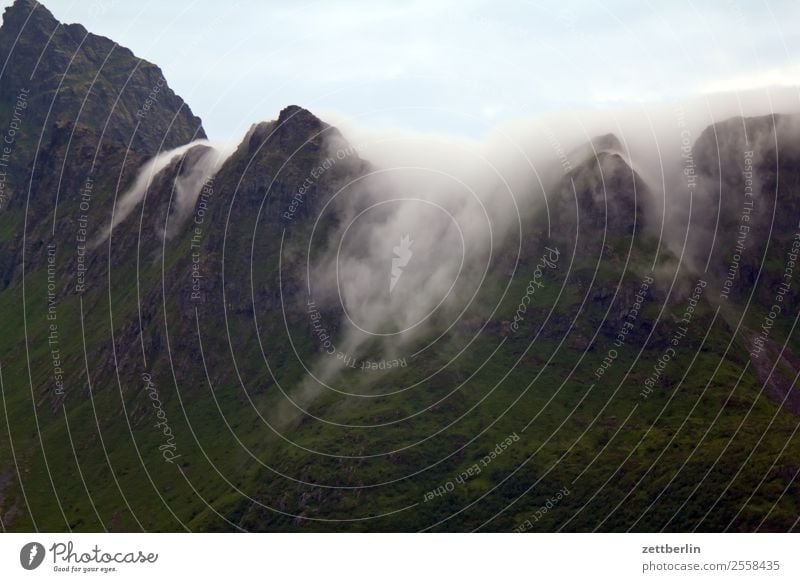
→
(591, 133, 623, 153)
(2, 0, 55, 31)
(277, 104, 320, 125)
(566, 132, 627, 170)
(551, 144, 649, 243)
(237, 105, 342, 159)
(2, 0, 138, 64)
(212, 104, 365, 228)
(0, 0, 205, 159)
(274, 105, 339, 147)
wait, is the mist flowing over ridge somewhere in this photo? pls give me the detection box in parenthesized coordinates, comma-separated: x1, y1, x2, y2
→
(94, 86, 800, 402)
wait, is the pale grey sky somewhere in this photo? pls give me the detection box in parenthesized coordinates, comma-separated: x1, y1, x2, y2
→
(4, 0, 800, 140)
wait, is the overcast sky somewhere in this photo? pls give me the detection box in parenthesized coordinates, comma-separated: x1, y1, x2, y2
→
(4, 0, 800, 141)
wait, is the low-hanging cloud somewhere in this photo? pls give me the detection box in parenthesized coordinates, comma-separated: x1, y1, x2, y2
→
(95, 139, 235, 244)
(90, 86, 800, 412)
(295, 86, 800, 399)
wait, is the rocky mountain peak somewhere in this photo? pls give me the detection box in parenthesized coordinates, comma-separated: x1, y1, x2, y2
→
(552, 142, 649, 243)
(0, 0, 205, 160)
(2, 0, 55, 33)
(591, 133, 623, 153)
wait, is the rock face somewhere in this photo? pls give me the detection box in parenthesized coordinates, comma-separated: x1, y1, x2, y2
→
(552, 138, 649, 246)
(0, 0, 205, 164)
(215, 104, 364, 227)
(690, 114, 800, 302)
(0, 0, 207, 288)
(701, 115, 800, 232)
